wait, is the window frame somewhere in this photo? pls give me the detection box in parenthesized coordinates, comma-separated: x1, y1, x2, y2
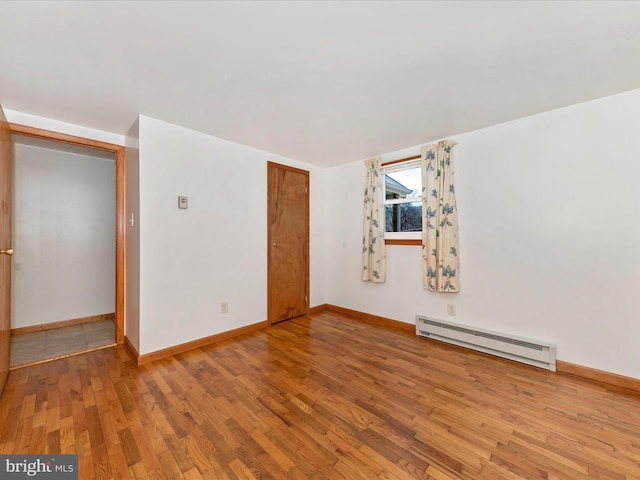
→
(381, 157, 422, 244)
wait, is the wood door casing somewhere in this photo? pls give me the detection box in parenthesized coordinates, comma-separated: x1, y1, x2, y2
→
(8, 123, 125, 345)
(268, 162, 309, 324)
(0, 105, 12, 396)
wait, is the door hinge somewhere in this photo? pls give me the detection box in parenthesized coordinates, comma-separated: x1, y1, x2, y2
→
(305, 186, 308, 194)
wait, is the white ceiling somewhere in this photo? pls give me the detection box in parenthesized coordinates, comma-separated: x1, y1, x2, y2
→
(1, 1, 640, 167)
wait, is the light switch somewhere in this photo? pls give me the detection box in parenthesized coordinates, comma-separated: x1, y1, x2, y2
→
(178, 196, 188, 209)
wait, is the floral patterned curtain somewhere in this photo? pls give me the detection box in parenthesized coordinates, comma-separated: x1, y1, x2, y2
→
(362, 157, 386, 282)
(421, 140, 460, 292)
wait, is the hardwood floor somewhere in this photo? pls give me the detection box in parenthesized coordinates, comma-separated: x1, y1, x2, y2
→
(1, 311, 639, 479)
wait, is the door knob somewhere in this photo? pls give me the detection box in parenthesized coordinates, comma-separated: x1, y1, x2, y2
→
(272, 242, 279, 248)
(0, 248, 13, 256)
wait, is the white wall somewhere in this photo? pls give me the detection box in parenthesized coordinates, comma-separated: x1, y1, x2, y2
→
(326, 88, 640, 379)
(12, 88, 638, 379)
(124, 119, 141, 351)
(12, 141, 116, 328)
(137, 116, 325, 355)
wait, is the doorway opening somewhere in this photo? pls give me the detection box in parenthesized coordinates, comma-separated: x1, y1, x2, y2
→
(8, 125, 124, 368)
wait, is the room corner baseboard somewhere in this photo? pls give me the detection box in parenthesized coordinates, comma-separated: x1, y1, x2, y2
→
(556, 360, 640, 394)
(11, 313, 116, 335)
(320, 304, 414, 333)
(135, 320, 270, 366)
(123, 336, 140, 365)
(308, 304, 328, 315)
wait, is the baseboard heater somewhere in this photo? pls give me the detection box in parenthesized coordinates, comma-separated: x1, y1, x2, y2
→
(416, 316, 556, 371)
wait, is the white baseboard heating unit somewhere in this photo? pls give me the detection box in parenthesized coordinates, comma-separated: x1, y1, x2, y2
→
(416, 316, 556, 371)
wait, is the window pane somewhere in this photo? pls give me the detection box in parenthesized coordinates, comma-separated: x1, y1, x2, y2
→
(384, 202, 422, 233)
(385, 166, 421, 200)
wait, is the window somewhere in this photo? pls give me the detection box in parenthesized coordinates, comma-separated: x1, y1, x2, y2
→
(382, 159, 422, 241)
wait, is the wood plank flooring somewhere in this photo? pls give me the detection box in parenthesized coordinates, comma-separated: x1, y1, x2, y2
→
(1, 311, 639, 479)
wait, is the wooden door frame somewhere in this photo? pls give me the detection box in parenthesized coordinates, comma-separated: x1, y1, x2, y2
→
(1, 106, 11, 396)
(267, 161, 310, 325)
(9, 123, 125, 344)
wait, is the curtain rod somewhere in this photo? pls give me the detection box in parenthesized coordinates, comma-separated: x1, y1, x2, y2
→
(382, 154, 421, 167)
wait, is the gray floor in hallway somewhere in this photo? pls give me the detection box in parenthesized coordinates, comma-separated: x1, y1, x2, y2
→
(9, 319, 116, 367)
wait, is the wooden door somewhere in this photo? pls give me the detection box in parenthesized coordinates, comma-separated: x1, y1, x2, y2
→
(267, 162, 309, 324)
(0, 105, 12, 396)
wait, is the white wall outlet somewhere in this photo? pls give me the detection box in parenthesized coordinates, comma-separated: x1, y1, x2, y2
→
(221, 301, 228, 314)
(178, 196, 188, 209)
(447, 304, 456, 316)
